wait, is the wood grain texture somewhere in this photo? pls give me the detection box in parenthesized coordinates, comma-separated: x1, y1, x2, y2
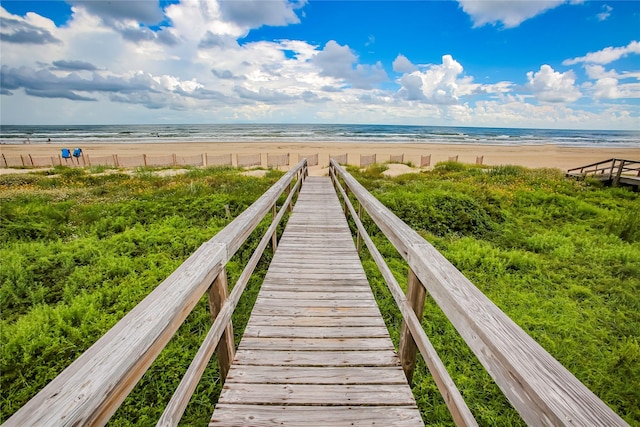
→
(210, 405, 424, 426)
(210, 177, 423, 426)
(330, 159, 629, 427)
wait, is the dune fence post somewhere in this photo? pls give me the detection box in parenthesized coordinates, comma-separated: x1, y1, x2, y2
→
(399, 269, 426, 384)
(207, 268, 235, 382)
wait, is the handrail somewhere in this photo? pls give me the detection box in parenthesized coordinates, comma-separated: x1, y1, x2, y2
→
(330, 159, 628, 427)
(330, 168, 477, 427)
(567, 158, 640, 175)
(567, 158, 615, 173)
(5, 159, 308, 427)
(157, 174, 303, 426)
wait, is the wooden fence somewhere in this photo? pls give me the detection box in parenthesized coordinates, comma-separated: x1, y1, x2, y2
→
(329, 159, 628, 427)
(2, 152, 486, 170)
(360, 154, 376, 167)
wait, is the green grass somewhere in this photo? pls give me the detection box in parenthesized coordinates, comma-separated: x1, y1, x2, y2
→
(1, 164, 638, 425)
(0, 166, 284, 425)
(348, 162, 639, 426)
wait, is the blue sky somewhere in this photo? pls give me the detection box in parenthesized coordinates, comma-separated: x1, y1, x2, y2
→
(1, 0, 639, 129)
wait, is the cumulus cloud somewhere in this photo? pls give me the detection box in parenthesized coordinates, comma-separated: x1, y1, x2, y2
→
(457, 0, 575, 28)
(67, 0, 164, 25)
(563, 41, 640, 65)
(392, 54, 417, 73)
(234, 85, 295, 104)
(0, 64, 220, 109)
(199, 31, 239, 49)
(396, 55, 479, 104)
(526, 64, 581, 103)
(583, 65, 640, 99)
(218, 0, 304, 28)
(0, 16, 61, 44)
(212, 68, 245, 80)
(313, 40, 388, 89)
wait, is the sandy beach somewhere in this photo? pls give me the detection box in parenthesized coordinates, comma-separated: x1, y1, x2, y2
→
(2, 142, 639, 176)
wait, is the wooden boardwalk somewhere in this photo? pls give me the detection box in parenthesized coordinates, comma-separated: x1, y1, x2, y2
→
(210, 176, 424, 426)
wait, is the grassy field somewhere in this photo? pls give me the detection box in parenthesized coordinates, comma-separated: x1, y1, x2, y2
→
(1, 163, 638, 425)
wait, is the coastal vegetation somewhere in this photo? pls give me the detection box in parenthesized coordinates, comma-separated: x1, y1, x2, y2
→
(1, 163, 638, 425)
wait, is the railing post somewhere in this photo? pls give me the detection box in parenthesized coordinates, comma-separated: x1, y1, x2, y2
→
(399, 268, 426, 384)
(287, 182, 293, 212)
(207, 268, 235, 383)
(356, 203, 363, 253)
(271, 204, 278, 252)
(343, 185, 350, 219)
(613, 159, 625, 187)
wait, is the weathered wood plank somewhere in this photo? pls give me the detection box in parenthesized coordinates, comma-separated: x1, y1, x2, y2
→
(217, 384, 417, 406)
(249, 306, 383, 317)
(224, 365, 406, 384)
(242, 325, 391, 338)
(247, 315, 385, 327)
(253, 299, 377, 308)
(238, 337, 395, 351)
(210, 405, 423, 426)
(232, 349, 401, 367)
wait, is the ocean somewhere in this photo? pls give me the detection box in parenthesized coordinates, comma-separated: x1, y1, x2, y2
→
(0, 124, 638, 148)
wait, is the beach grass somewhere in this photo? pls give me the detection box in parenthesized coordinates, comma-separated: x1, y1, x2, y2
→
(1, 164, 638, 425)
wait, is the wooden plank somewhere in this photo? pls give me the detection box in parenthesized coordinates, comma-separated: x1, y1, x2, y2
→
(218, 384, 417, 406)
(247, 315, 385, 327)
(242, 325, 391, 338)
(232, 348, 401, 367)
(253, 299, 376, 309)
(224, 365, 407, 384)
(257, 291, 375, 300)
(238, 337, 395, 351)
(250, 306, 383, 317)
(210, 405, 423, 426)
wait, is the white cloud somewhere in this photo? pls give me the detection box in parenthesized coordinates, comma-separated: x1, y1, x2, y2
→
(526, 65, 581, 103)
(68, 1, 164, 25)
(392, 54, 417, 73)
(597, 4, 612, 21)
(312, 40, 388, 89)
(218, 0, 304, 28)
(402, 55, 466, 103)
(563, 41, 640, 65)
(0, 3, 637, 129)
(396, 55, 485, 104)
(583, 65, 640, 100)
(457, 0, 579, 29)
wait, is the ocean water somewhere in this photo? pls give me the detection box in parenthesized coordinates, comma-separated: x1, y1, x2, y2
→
(0, 124, 638, 148)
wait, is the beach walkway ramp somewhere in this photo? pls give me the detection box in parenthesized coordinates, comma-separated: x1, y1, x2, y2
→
(5, 160, 629, 427)
(210, 176, 423, 425)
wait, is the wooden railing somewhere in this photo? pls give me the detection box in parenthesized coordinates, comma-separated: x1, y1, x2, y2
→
(329, 159, 628, 427)
(567, 158, 640, 186)
(4, 160, 308, 427)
